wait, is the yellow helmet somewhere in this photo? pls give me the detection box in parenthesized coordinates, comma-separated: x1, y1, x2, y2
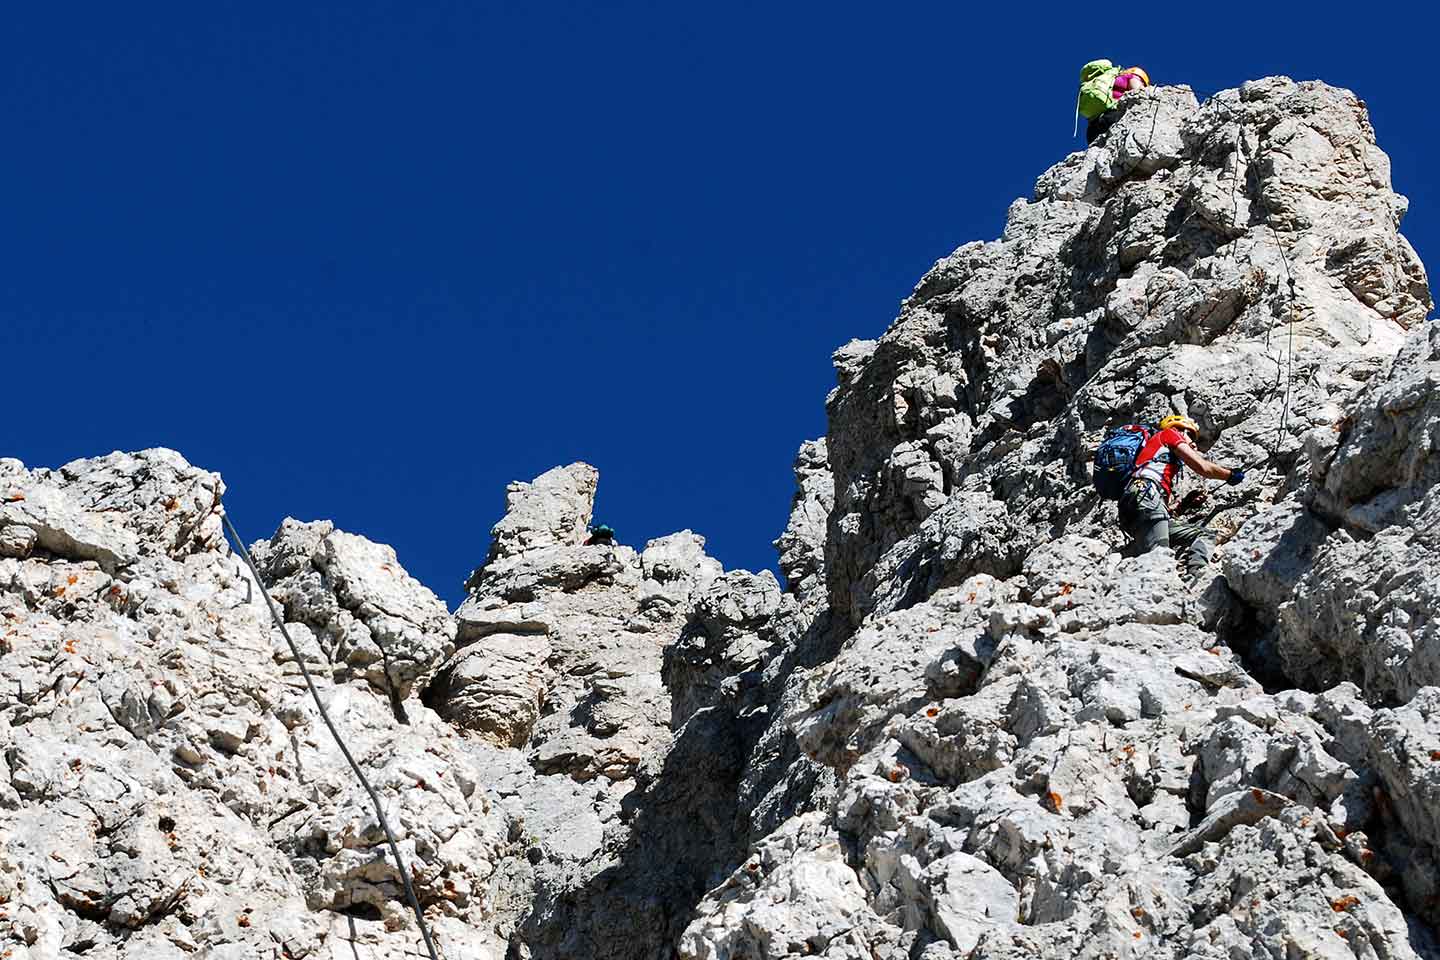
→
(1159, 414, 1199, 436)
(1127, 66, 1151, 87)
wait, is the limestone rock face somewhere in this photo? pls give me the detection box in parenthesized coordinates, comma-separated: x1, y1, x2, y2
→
(252, 519, 457, 701)
(4, 76, 1439, 960)
(0, 451, 512, 959)
(442, 463, 735, 959)
(822, 79, 1428, 634)
(775, 438, 834, 609)
(675, 78, 1439, 960)
(481, 462, 598, 565)
(1238, 321, 1440, 703)
(448, 464, 721, 787)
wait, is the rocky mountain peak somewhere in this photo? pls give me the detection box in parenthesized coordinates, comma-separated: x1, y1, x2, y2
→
(2, 77, 1437, 959)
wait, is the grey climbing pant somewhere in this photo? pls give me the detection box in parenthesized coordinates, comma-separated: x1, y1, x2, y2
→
(1086, 108, 1120, 145)
(1118, 479, 1216, 579)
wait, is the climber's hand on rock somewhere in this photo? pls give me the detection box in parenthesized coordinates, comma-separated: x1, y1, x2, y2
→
(1179, 489, 1207, 514)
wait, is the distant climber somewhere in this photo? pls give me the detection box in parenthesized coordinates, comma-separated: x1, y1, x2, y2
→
(584, 523, 615, 547)
(1077, 60, 1150, 144)
(1117, 414, 1244, 579)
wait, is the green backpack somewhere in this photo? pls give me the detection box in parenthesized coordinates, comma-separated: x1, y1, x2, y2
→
(1078, 59, 1123, 120)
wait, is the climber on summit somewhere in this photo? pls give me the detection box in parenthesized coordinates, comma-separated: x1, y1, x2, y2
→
(1077, 60, 1150, 144)
(584, 523, 615, 547)
(1118, 414, 1245, 579)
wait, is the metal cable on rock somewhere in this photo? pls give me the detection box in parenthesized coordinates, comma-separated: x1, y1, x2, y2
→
(1194, 91, 1302, 477)
(1143, 98, 1161, 156)
(221, 513, 442, 960)
(1248, 172, 1301, 477)
(1099, 86, 1302, 482)
(1227, 120, 1244, 261)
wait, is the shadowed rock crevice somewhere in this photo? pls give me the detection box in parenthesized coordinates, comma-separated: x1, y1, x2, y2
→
(514, 705, 749, 959)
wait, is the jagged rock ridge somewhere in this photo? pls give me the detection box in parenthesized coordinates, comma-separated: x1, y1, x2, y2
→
(1, 76, 1436, 960)
(681, 77, 1439, 960)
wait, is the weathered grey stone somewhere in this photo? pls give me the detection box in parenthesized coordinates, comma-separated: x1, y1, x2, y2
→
(774, 439, 834, 606)
(0, 478, 138, 572)
(5, 76, 1438, 960)
(49, 448, 227, 558)
(665, 569, 786, 728)
(920, 851, 1018, 952)
(1227, 323, 1440, 702)
(683, 77, 1436, 960)
(0, 456, 520, 958)
(643, 530, 722, 587)
(432, 631, 551, 747)
(481, 462, 598, 566)
(252, 518, 457, 700)
(1168, 787, 1293, 857)
(0, 522, 37, 559)
(679, 814, 870, 960)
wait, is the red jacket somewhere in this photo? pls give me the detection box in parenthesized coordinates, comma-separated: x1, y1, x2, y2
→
(1132, 427, 1191, 497)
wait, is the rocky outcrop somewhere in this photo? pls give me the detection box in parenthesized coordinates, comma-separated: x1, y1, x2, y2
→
(448, 470, 721, 784)
(0, 452, 514, 959)
(677, 78, 1439, 959)
(823, 79, 1428, 636)
(3, 75, 1437, 960)
(775, 439, 834, 610)
(1227, 321, 1440, 702)
(252, 519, 457, 704)
(480, 463, 599, 567)
(442, 462, 743, 959)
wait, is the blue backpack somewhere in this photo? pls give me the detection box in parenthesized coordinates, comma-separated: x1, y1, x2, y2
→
(1092, 424, 1153, 500)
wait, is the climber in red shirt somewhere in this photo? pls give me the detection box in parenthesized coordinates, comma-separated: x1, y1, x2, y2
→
(1119, 414, 1245, 579)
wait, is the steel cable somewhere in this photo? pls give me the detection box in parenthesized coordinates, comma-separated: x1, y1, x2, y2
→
(221, 513, 441, 960)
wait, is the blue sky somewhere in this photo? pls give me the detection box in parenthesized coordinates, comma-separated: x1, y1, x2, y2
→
(4, 3, 1434, 604)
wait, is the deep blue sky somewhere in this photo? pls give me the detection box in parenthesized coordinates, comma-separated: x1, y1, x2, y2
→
(5, 4, 1435, 604)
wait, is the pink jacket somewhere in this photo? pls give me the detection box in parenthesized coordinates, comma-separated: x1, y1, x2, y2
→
(1113, 73, 1143, 100)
